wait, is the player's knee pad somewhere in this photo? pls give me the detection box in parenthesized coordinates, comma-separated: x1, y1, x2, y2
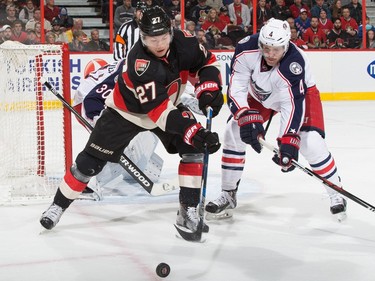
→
(300, 131, 329, 163)
(74, 151, 107, 181)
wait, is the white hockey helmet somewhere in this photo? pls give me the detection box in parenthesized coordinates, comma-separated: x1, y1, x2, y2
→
(259, 18, 291, 55)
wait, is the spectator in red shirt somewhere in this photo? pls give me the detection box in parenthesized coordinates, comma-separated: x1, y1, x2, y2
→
(218, 6, 232, 26)
(10, 20, 28, 43)
(318, 9, 333, 35)
(303, 16, 327, 48)
(289, 0, 310, 19)
(44, 0, 60, 22)
(340, 7, 358, 36)
(201, 7, 227, 32)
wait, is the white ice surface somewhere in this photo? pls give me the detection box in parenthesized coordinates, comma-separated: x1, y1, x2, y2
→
(1, 101, 375, 281)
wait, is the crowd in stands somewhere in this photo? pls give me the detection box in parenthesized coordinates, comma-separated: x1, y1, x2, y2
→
(0, 0, 109, 51)
(1, 0, 375, 49)
(100, 0, 375, 49)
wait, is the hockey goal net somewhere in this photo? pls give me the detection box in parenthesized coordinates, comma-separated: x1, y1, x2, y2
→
(0, 41, 72, 204)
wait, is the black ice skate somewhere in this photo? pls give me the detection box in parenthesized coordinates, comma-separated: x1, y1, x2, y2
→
(205, 190, 237, 220)
(330, 194, 347, 222)
(40, 203, 66, 230)
(176, 204, 209, 233)
(174, 204, 209, 242)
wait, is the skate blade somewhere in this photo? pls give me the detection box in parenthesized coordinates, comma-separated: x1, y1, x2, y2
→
(334, 211, 347, 222)
(205, 209, 233, 221)
(77, 190, 103, 201)
(39, 227, 52, 235)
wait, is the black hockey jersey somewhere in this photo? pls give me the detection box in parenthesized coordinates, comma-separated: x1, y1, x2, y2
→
(106, 29, 221, 137)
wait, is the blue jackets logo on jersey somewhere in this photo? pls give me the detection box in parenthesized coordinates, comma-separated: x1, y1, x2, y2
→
(250, 77, 272, 102)
(135, 59, 150, 76)
(289, 62, 303, 75)
(238, 36, 250, 44)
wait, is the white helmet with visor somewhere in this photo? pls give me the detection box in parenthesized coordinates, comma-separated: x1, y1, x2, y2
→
(259, 18, 291, 56)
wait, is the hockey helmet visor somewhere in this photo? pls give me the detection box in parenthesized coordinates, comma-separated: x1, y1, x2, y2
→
(259, 18, 291, 55)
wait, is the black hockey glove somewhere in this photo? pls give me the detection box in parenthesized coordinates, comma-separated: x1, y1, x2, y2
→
(238, 109, 265, 153)
(194, 81, 223, 117)
(184, 123, 221, 154)
(272, 134, 300, 172)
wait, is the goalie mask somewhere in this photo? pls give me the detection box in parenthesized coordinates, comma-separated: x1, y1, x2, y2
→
(259, 18, 291, 58)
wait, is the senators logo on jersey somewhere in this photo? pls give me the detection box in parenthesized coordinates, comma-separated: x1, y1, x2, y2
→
(135, 59, 150, 76)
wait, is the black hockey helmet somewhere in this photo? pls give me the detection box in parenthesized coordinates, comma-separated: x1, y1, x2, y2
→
(138, 6, 172, 37)
(136, 1, 147, 11)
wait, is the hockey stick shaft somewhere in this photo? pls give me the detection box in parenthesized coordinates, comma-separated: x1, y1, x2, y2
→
(41, 79, 167, 196)
(199, 107, 213, 221)
(264, 110, 275, 135)
(259, 138, 375, 213)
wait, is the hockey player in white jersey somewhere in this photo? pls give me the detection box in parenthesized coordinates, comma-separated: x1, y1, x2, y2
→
(205, 18, 347, 220)
(73, 59, 163, 200)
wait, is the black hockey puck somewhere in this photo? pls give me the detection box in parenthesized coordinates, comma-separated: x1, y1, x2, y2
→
(156, 262, 170, 278)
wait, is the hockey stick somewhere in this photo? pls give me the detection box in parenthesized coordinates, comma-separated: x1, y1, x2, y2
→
(264, 110, 275, 134)
(41, 78, 178, 196)
(259, 138, 375, 213)
(175, 107, 213, 242)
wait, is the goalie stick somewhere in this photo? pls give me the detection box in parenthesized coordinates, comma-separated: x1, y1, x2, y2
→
(41, 78, 178, 196)
(174, 107, 213, 242)
(259, 138, 375, 213)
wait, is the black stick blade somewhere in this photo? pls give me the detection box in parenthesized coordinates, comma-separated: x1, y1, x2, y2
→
(174, 220, 203, 242)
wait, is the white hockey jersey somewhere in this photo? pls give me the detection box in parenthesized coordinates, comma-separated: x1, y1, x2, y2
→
(73, 59, 125, 125)
(228, 33, 316, 137)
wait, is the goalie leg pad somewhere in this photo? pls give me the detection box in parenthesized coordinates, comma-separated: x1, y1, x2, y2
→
(123, 131, 159, 180)
(144, 152, 164, 182)
(78, 177, 104, 201)
(96, 162, 125, 186)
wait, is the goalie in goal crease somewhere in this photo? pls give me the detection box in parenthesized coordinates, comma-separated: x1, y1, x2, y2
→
(72, 58, 202, 200)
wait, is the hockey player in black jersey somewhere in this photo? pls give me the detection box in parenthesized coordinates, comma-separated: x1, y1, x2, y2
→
(40, 6, 224, 238)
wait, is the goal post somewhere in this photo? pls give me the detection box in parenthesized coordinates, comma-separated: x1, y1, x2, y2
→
(0, 41, 72, 204)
